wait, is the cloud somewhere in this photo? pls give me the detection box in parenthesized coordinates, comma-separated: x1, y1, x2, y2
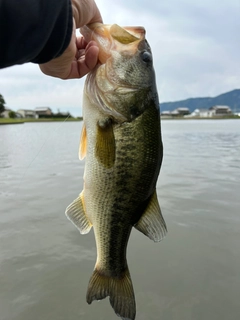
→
(0, 0, 239, 114)
(0, 64, 85, 115)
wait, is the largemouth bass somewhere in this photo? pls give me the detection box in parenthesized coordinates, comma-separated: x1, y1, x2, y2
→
(65, 23, 167, 320)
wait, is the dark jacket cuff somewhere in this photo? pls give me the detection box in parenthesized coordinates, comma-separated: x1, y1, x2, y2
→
(32, 0, 73, 64)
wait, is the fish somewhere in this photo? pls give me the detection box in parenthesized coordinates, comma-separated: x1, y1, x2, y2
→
(65, 23, 167, 320)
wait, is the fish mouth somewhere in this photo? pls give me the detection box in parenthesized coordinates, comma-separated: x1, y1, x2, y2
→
(80, 23, 146, 64)
(81, 24, 148, 122)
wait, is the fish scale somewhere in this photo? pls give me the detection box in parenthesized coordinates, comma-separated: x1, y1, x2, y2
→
(65, 23, 167, 320)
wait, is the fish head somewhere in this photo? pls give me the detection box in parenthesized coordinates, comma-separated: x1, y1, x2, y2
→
(81, 23, 158, 122)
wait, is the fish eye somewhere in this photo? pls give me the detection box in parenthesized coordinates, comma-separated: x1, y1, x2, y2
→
(140, 51, 152, 63)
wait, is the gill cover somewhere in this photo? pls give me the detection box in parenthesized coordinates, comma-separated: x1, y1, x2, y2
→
(81, 24, 156, 123)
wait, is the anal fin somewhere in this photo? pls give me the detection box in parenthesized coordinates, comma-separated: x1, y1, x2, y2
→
(65, 192, 92, 234)
(134, 190, 167, 242)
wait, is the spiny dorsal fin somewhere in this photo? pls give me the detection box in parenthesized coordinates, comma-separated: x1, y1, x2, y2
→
(65, 192, 92, 234)
(134, 190, 167, 242)
(95, 118, 115, 168)
(79, 123, 87, 160)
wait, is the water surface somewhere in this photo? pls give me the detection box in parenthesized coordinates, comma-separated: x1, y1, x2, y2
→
(0, 120, 240, 320)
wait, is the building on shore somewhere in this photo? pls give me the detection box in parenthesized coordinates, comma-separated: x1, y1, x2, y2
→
(1, 108, 11, 118)
(185, 105, 232, 118)
(161, 105, 233, 118)
(161, 110, 172, 117)
(209, 105, 232, 116)
(17, 109, 36, 118)
(1, 108, 23, 118)
(185, 108, 211, 118)
(161, 107, 190, 117)
(172, 108, 190, 116)
(35, 107, 52, 117)
(16, 107, 52, 118)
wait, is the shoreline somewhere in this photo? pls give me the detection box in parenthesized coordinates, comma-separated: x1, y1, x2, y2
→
(0, 121, 24, 125)
(161, 116, 240, 120)
(0, 116, 239, 125)
(0, 118, 82, 125)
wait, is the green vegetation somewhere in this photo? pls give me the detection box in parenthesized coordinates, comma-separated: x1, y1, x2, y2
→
(1, 116, 239, 125)
(9, 111, 16, 118)
(23, 117, 82, 122)
(0, 118, 24, 124)
(0, 117, 82, 124)
(0, 94, 6, 114)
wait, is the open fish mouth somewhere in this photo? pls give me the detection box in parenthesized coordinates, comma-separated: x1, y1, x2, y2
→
(81, 23, 146, 64)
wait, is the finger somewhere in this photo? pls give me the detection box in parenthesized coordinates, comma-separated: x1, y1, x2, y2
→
(63, 44, 99, 79)
(76, 37, 98, 52)
(76, 36, 88, 51)
(77, 45, 99, 78)
(84, 44, 100, 70)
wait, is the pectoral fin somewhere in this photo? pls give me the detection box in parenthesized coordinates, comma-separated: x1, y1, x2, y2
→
(134, 190, 167, 242)
(65, 192, 92, 234)
(79, 123, 87, 160)
(95, 118, 115, 168)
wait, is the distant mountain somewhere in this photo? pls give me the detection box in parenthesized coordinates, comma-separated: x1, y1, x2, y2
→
(160, 89, 240, 114)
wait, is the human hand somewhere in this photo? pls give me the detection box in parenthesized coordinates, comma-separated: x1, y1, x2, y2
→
(39, 0, 102, 79)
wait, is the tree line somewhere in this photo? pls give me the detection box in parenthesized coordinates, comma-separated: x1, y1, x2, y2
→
(0, 93, 6, 114)
(0, 94, 18, 118)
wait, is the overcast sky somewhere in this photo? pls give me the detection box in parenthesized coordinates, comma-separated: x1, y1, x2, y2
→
(0, 0, 239, 116)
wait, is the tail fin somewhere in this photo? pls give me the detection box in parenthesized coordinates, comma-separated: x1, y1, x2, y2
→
(86, 268, 136, 320)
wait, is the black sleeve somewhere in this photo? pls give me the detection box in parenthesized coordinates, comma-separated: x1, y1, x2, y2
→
(0, 0, 73, 68)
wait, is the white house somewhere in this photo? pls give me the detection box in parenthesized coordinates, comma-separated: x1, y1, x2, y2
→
(185, 108, 211, 118)
(17, 109, 36, 118)
(161, 110, 172, 117)
(35, 107, 52, 116)
(1, 109, 23, 118)
(171, 107, 190, 116)
(1, 108, 11, 118)
(209, 105, 232, 116)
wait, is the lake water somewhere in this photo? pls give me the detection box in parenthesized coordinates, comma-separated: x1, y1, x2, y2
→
(0, 119, 240, 320)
